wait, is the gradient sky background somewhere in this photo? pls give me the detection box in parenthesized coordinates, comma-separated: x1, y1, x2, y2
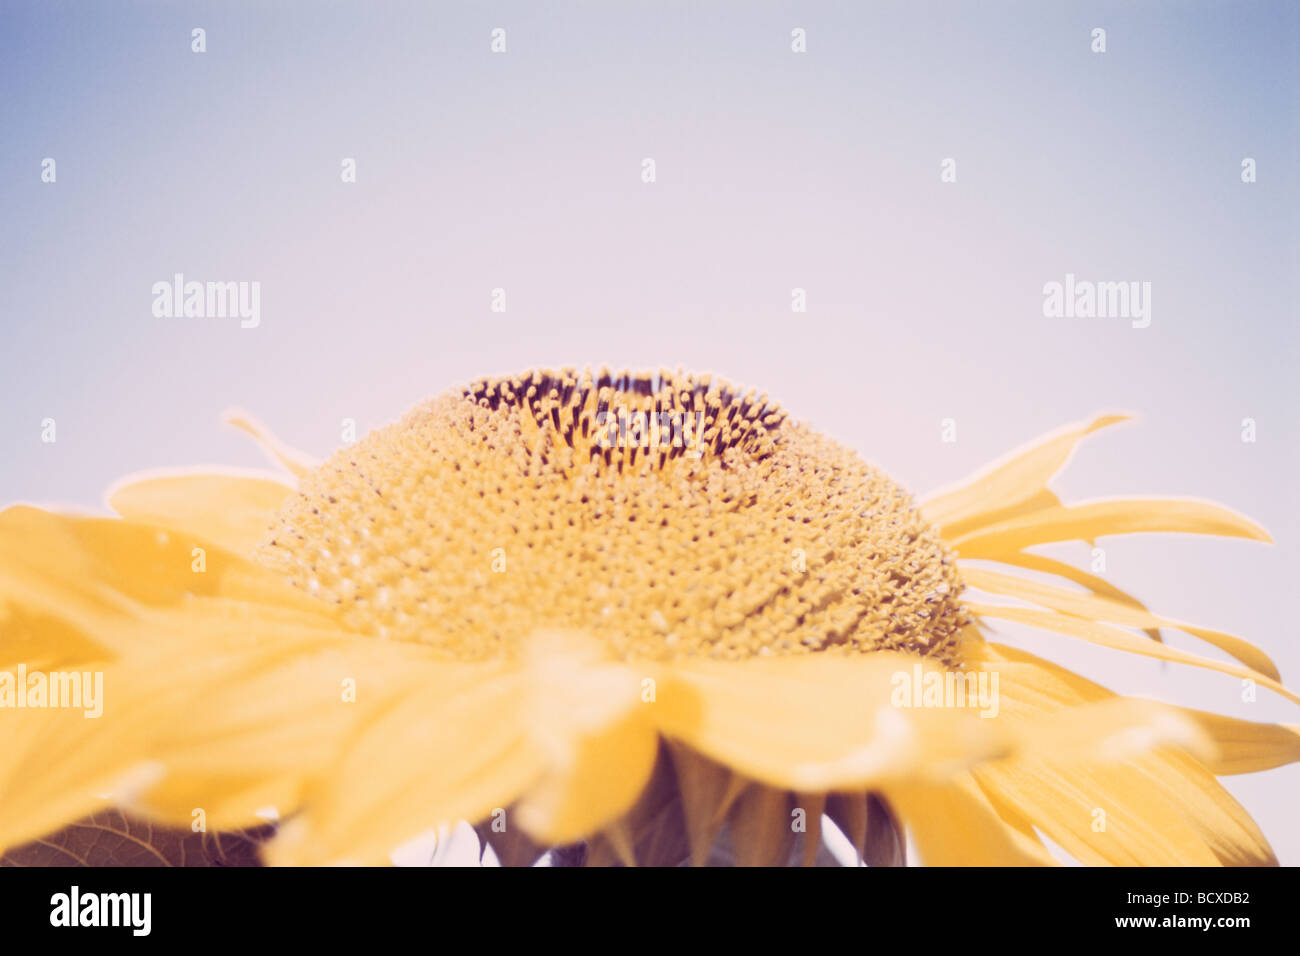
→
(2, 1, 1297, 864)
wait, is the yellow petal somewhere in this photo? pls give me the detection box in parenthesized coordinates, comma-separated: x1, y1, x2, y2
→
(0, 601, 108, 670)
(966, 641, 1279, 865)
(107, 470, 293, 557)
(266, 664, 544, 866)
(582, 747, 692, 867)
(973, 757, 1223, 865)
(976, 744, 1276, 866)
(270, 631, 657, 865)
(968, 602, 1300, 706)
(650, 652, 1007, 792)
(956, 638, 1216, 768)
(0, 506, 334, 662)
(963, 638, 1110, 708)
(882, 773, 1058, 866)
(1144, 752, 1276, 865)
(0, 701, 142, 852)
(972, 639, 1300, 772)
(922, 414, 1130, 535)
(985, 550, 1163, 643)
(513, 632, 659, 845)
(0, 501, 441, 849)
(1175, 709, 1300, 775)
(951, 498, 1271, 557)
(0, 622, 424, 850)
(962, 565, 1280, 681)
(1013, 696, 1212, 765)
(130, 635, 444, 830)
(223, 409, 319, 479)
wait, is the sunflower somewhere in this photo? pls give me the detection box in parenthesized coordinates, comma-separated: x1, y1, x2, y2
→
(3, 368, 1297, 867)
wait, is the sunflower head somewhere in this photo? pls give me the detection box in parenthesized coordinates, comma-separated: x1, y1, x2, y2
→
(261, 368, 969, 664)
(4, 366, 1296, 869)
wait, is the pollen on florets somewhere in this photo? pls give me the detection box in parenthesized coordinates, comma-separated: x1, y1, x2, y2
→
(259, 368, 969, 663)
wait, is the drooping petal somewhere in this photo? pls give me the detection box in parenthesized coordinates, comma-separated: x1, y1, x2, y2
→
(269, 631, 657, 865)
(128, 633, 446, 830)
(107, 470, 293, 557)
(975, 745, 1277, 867)
(1134, 749, 1276, 866)
(883, 773, 1058, 866)
(921, 414, 1130, 536)
(967, 641, 1284, 865)
(0, 700, 148, 853)
(1013, 697, 1212, 765)
(973, 639, 1300, 769)
(961, 638, 1109, 707)
(974, 757, 1224, 865)
(1173, 709, 1300, 775)
(962, 565, 1280, 680)
(650, 652, 1008, 793)
(512, 632, 659, 845)
(955, 637, 1217, 769)
(266, 664, 544, 866)
(951, 498, 1270, 558)
(983, 550, 1163, 643)
(0, 623, 429, 850)
(968, 603, 1300, 705)
(582, 746, 692, 867)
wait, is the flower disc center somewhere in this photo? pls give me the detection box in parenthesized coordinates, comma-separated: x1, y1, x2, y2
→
(260, 369, 968, 662)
